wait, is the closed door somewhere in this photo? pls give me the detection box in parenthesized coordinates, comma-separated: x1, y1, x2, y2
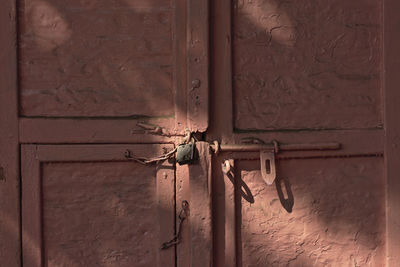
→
(1, 0, 400, 266)
(209, 0, 398, 266)
(1, 0, 210, 266)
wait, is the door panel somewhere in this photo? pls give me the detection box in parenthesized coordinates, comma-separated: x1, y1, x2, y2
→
(211, 1, 388, 266)
(236, 158, 385, 266)
(2, 0, 210, 265)
(22, 144, 175, 267)
(232, 0, 382, 130)
(19, 0, 175, 117)
(217, 157, 385, 266)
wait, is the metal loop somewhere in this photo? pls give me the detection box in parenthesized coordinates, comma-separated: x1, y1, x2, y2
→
(272, 140, 280, 154)
(222, 160, 231, 174)
(213, 140, 220, 154)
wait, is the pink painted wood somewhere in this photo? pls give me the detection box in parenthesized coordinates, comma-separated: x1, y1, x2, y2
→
(209, 0, 391, 266)
(19, 0, 175, 118)
(22, 144, 175, 267)
(187, 0, 209, 132)
(384, 0, 400, 265)
(176, 141, 212, 267)
(0, 0, 19, 266)
(1, 0, 399, 265)
(15, 0, 211, 266)
(232, 0, 382, 131)
(16, 0, 200, 136)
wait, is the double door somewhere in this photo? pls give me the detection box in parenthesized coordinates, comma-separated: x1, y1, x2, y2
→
(0, 0, 398, 266)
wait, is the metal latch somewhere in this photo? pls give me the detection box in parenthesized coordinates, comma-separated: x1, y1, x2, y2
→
(260, 150, 276, 185)
(211, 140, 340, 185)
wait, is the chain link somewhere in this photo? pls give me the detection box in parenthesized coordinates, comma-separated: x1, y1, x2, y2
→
(124, 130, 194, 165)
(161, 200, 189, 250)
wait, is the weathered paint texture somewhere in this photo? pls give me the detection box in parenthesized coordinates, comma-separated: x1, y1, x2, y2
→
(176, 142, 213, 267)
(41, 162, 170, 266)
(236, 158, 385, 266)
(22, 145, 175, 267)
(7, 0, 395, 265)
(187, 0, 209, 132)
(19, 0, 174, 117)
(233, 0, 382, 130)
(0, 0, 19, 265)
(384, 0, 400, 265)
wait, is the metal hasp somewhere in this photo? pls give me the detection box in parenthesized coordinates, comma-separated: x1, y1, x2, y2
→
(260, 150, 276, 185)
(211, 141, 341, 185)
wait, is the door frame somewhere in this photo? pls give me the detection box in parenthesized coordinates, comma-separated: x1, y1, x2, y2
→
(383, 0, 400, 264)
(0, 0, 19, 266)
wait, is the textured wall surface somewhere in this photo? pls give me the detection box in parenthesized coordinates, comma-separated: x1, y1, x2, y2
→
(19, 0, 174, 117)
(233, 0, 382, 130)
(237, 157, 385, 266)
(41, 162, 173, 266)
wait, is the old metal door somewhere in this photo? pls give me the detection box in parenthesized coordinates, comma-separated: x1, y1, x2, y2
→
(0, 0, 210, 266)
(1, 0, 400, 266)
(208, 0, 400, 266)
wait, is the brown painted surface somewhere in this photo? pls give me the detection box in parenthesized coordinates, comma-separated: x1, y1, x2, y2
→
(384, 0, 400, 265)
(188, 142, 212, 266)
(19, 117, 175, 144)
(236, 158, 385, 266)
(0, 0, 20, 266)
(19, 0, 175, 117)
(187, 0, 209, 132)
(1, 0, 399, 265)
(233, 0, 382, 130)
(209, 0, 234, 143)
(174, 0, 188, 133)
(42, 162, 168, 266)
(176, 142, 212, 267)
(211, 0, 388, 266)
(22, 145, 175, 267)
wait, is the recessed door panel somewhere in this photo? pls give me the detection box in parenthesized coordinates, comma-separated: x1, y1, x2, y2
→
(233, 0, 382, 130)
(22, 144, 175, 267)
(19, 0, 175, 117)
(234, 158, 385, 266)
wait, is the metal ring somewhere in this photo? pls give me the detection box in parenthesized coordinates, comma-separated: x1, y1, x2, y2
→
(222, 160, 231, 174)
(213, 140, 220, 154)
(272, 140, 279, 153)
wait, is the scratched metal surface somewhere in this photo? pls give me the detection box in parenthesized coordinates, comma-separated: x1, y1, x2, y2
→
(18, 0, 174, 117)
(236, 157, 385, 266)
(233, 0, 382, 130)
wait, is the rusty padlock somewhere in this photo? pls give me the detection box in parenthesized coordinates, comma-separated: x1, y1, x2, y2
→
(176, 143, 196, 165)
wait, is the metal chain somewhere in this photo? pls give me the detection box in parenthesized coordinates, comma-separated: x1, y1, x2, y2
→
(124, 147, 177, 164)
(161, 200, 189, 250)
(124, 130, 193, 165)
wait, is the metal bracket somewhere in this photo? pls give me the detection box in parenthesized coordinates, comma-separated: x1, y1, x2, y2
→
(260, 150, 276, 185)
(211, 140, 341, 186)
